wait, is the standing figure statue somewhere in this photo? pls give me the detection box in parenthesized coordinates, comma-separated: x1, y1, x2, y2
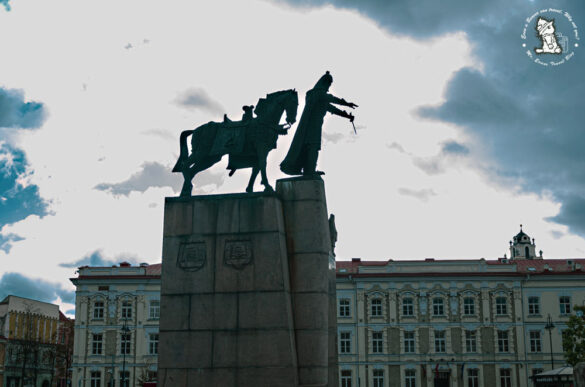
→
(280, 71, 357, 176)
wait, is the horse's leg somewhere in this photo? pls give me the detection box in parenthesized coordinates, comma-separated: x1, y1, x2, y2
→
(179, 154, 198, 197)
(258, 150, 274, 192)
(246, 168, 259, 193)
(180, 155, 222, 197)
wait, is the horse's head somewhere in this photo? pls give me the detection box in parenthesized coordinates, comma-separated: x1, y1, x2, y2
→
(255, 89, 298, 126)
(283, 89, 298, 125)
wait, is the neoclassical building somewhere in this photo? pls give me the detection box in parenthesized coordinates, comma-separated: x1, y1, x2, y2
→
(336, 229, 585, 387)
(69, 229, 585, 387)
(71, 262, 161, 387)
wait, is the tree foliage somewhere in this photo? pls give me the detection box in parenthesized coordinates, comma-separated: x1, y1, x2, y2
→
(563, 305, 585, 366)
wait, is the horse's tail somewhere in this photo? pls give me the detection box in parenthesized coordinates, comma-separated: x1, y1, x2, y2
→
(172, 129, 195, 173)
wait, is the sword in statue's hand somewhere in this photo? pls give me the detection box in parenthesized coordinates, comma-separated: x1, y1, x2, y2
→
(349, 113, 356, 134)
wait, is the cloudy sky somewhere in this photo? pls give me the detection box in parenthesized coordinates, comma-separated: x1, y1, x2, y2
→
(0, 0, 584, 315)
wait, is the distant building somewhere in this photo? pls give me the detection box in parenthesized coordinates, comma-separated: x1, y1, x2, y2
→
(70, 262, 161, 387)
(336, 228, 585, 387)
(0, 295, 60, 387)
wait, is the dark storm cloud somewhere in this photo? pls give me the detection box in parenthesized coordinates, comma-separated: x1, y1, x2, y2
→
(275, 0, 585, 236)
(175, 88, 224, 113)
(0, 87, 47, 129)
(398, 187, 436, 202)
(94, 161, 225, 196)
(441, 140, 469, 156)
(323, 132, 344, 144)
(59, 250, 138, 268)
(0, 143, 49, 228)
(0, 272, 74, 304)
(0, 233, 24, 254)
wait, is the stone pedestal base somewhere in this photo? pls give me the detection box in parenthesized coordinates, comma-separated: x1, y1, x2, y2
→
(158, 177, 337, 387)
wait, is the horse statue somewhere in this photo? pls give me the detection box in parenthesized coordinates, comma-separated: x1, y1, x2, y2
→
(172, 89, 298, 196)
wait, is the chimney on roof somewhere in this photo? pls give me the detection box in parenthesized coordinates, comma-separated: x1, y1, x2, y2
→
(352, 258, 361, 262)
(119, 262, 131, 267)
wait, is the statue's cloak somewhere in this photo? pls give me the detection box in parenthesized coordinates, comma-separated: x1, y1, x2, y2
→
(280, 88, 326, 175)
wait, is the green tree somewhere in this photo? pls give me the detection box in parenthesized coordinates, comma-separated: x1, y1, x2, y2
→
(563, 305, 585, 366)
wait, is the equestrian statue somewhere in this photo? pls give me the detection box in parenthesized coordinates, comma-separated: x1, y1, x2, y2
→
(173, 89, 298, 196)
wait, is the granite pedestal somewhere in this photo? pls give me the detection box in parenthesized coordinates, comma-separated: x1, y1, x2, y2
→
(158, 177, 337, 387)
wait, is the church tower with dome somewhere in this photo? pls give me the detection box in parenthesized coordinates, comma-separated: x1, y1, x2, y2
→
(509, 225, 543, 260)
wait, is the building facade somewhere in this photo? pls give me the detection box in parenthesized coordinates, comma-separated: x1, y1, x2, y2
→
(70, 262, 161, 387)
(0, 295, 60, 387)
(69, 230, 585, 387)
(336, 229, 585, 387)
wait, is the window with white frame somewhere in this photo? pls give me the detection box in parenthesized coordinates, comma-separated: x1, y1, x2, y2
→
(120, 333, 131, 355)
(529, 330, 542, 352)
(339, 299, 351, 317)
(405, 369, 416, 387)
(499, 368, 512, 387)
(402, 297, 414, 316)
(121, 301, 132, 319)
(496, 296, 507, 315)
(339, 331, 351, 354)
(560, 296, 571, 314)
(93, 300, 104, 319)
(371, 298, 382, 317)
(149, 333, 159, 355)
(468, 368, 479, 387)
(497, 330, 509, 352)
(434, 330, 446, 353)
(373, 369, 384, 387)
(404, 331, 415, 353)
(372, 331, 383, 353)
(90, 371, 101, 387)
(463, 297, 475, 315)
(528, 296, 540, 315)
(119, 371, 130, 387)
(432, 297, 444, 316)
(92, 334, 103, 355)
(341, 370, 352, 387)
(149, 300, 160, 319)
(465, 330, 477, 352)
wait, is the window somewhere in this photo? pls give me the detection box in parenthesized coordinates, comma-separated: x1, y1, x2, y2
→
(404, 331, 415, 353)
(372, 331, 383, 353)
(560, 296, 571, 314)
(402, 297, 414, 316)
(120, 333, 131, 355)
(463, 297, 475, 315)
(92, 334, 103, 355)
(339, 299, 351, 317)
(149, 333, 159, 355)
(465, 330, 477, 353)
(119, 371, 130, 387)
(93, 301, 104, 319)
(341, 370, 352, 387)
(497, 330, 509, 352)
(373, 369, 384, 387)
(405, 369, 416, 387)
(432, 297, 444, 316)
(532, 368, 544, 377)
(530, 330, 542, 352)
(434, 330, 446, 353)
(90, 371, 101, 387)
(340, 331, 351, 354)
(499, 368, 512, 387)
(371, 298, 382, 317)
(121, 301, 132, 319)
(496, 297, 507, 315)
(528, 296, 540, 315)
(149, 300, 160, 319)
(468, 369, 479, 387)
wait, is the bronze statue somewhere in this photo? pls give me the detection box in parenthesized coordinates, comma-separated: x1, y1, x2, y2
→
(280, 71, 357, 176)
(173, 89, 298, 196)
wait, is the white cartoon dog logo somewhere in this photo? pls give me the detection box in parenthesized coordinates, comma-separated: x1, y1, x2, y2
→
(535, 17, 562, 54)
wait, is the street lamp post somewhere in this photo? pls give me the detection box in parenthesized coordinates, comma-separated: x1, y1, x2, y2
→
(544, 314, 555, 370)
